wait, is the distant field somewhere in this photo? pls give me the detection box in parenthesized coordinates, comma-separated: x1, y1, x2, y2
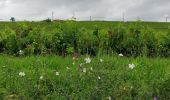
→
(0, 21, 170, 32)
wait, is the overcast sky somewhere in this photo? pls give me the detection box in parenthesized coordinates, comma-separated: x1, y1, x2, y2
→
(0, 0, 170, 21)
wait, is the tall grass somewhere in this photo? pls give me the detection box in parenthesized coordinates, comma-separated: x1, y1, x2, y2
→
(0, 55, 170, 99)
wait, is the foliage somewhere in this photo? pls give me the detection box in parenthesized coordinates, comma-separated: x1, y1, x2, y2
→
(0, 21, 169, 57)
(10, 17, 15, 22)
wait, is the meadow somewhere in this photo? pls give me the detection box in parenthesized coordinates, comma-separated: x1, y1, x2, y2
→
(0, 21, 170, 99)
(0, 55, 170, 99)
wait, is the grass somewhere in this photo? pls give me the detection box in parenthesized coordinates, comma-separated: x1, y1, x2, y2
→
(0, 55, 170, 99)
(1, 21, 170, 32)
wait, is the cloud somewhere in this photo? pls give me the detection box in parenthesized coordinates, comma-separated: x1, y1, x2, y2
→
(0, 0, 170, 21)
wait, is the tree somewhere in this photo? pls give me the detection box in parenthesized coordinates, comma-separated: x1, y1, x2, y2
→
(44, 18, 52, 22)
(10, 17, 15, 22)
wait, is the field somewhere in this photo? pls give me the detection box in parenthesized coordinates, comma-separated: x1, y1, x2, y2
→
(0, 21, 170, 99)
(0, 55, 170, 99)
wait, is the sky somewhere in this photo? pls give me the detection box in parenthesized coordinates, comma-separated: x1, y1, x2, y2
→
(0, 0, 170, 21)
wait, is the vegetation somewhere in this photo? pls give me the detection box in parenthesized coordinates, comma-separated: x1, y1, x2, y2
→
(0, 55, 170, 99)
(10, 17, 15, 22)
(0, 21, 169, 57)
(0, 21, 170, 99)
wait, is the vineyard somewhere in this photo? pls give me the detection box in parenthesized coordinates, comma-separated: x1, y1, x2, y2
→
(0, 21, 170, 99)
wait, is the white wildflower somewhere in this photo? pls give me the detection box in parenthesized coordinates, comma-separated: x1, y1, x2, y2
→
(107, 96, 112, 100)
(80, 63, 83, 67)
(83, 68, 86, 73)
(19, 72, 25, 77)
(98, 76, 101, 80)
(85, 57, 91, 64)
(40, 76, 43, 80)
(100, 59, 104, 63)
(56, 72, 60, 76)
(72, 57, 75, 60)
(128, 63, 135, 69)
(119, 53, 123, 57)
(66, 67, 70, 70)
(19, 50, 24, 55)
(90, 67, 93, 71)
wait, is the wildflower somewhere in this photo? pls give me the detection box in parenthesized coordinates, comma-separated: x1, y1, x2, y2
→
(19, 50, 24, 55)
(83, 68, 86, 73)
(123, 87, 126, 90)
(119, 53, 123, 57)
(153, 96, 158, 100)
(100, 59, 104, 63)
(19, 72, 25, 77)
(90, 67, 93, 71)
(40, 76, 43, 80)
(85, 57, 91, 64)
(107, 96, 112, 100)
(128, 63, 135, 69)
(56, 72, 59, 76)
(72, 57, 75, 60)
(66, 67, 70, 70)
(79, 63, 83, 67)
(98, 76, 101, 80)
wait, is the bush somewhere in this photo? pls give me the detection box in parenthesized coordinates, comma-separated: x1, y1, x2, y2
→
(158, 30, 170, 57)
(0, 21, 169, 57)
(76, 27, 98, 55)
(0, 27, 17, 54)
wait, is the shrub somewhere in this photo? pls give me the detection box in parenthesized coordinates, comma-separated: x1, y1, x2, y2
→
(157, 30, 170, 57)
(108, 24, 126, 54)
(1, 27, 17, 54)
(120, 23, 144, 57)
(76, 27, 98, 55)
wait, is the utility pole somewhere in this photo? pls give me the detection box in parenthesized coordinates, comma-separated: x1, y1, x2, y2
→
(165, 17, 168, 22)
(51, 11, 54, 21)
(122, 12, 125, 22)
(72, 11, 76, 21)
(90, 16, 92, 21)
